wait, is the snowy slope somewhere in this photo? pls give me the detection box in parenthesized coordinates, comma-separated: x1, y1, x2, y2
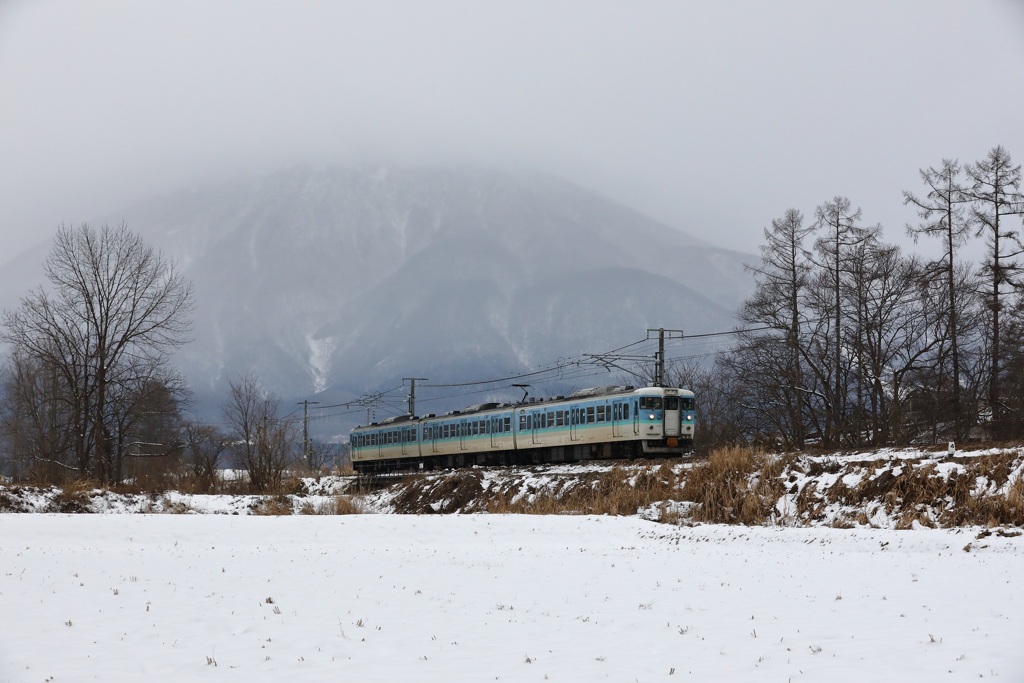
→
(117, 165, 753, 399)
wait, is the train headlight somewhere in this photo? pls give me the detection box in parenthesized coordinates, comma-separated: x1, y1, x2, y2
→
(649, 413, 656, 420)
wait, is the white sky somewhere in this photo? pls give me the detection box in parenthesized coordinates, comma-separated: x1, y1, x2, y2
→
(1, 0, 1023, 264)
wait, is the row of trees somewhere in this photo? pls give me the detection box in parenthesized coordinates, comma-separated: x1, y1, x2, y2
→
(684, 145, 1024, 450)
(0, 224, 339, 488)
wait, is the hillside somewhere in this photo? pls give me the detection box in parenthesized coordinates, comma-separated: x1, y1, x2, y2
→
(116, 166, 755, 402)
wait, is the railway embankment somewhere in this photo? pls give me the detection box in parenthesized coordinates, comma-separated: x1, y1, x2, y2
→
(363, 445, 1024, 529)
(2, 445, 1023, 529)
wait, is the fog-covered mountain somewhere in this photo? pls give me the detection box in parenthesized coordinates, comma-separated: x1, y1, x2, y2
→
(2, 166, 756, 426)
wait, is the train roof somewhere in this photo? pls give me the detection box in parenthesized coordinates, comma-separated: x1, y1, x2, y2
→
(352, 385, 693, 431)
(569, 385, 635, 399)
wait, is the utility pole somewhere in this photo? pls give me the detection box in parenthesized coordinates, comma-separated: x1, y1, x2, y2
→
(298, 400, 320, 471)
(403, 377, 429, 416)
(646, 328, 685, 387)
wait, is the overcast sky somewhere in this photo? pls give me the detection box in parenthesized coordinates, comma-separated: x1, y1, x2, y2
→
(1, 0, 1023, 266)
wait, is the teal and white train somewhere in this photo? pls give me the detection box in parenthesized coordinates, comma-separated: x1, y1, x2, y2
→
(350, 385, 695, 473)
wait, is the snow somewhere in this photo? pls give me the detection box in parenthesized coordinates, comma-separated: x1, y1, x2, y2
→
(2, 513, 1021, 682)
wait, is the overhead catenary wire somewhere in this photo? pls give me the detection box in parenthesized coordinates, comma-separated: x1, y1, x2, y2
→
(311, 323, 769, 425)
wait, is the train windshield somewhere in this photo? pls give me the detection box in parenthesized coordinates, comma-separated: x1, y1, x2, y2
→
(681, 397, 694, 410)
(664, 397, 679, 410)
(639, 397, 663, 410)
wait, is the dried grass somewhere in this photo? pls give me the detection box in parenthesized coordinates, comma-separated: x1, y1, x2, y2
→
(483, 465, 684, 516)
(391, 471, 485, 514)
(681, 447, 786, 524)
(251, 495, 294, 516)
(297, 495, 365, 515)
(51, 479, 100, 513)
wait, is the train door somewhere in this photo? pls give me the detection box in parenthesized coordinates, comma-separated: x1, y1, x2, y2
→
(632, 399, 640, 435)
(611, 401, 623, 437)
(569, 407, 580, 441)
(664, 395, 681, 437)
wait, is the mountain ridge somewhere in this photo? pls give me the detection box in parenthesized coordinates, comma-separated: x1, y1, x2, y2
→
(1, 165, 756, 429)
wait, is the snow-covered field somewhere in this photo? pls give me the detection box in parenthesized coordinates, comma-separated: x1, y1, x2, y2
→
(2, 514, 1021, 682)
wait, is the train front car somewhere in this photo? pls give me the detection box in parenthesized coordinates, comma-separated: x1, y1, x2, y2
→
(634, 387, 695, 456)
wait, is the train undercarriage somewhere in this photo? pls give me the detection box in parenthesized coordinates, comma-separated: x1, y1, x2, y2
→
(352, 438, 692, 474)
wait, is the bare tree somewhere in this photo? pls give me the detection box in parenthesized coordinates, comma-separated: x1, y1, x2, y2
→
(963, 146, 1024, 437)
(0, 350, 77, 481)
(904, 159, 975, 438)
(182, 422, 230, 491)
(222, 372, 296, 492)
(306, 438, 343, 474)
(811, 197, 881, 446)
(1, 224, 193, 484)
(737, 208, 817, 448)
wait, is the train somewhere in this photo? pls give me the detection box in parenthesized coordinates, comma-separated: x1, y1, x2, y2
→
(350, 385, 695, 473)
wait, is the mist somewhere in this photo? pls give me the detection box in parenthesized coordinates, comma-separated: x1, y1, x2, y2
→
(2, 0, 1023, 266)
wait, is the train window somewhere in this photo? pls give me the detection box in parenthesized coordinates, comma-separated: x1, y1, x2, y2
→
(586, 406, 595, 423)
(681, 398, 694, 410)
(640, 397, 663, 410)
(596, 405, 605, 422)
(504, 416, 511, 432)
(665, 397, 679, 410)
(520, 415, 527, 430)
